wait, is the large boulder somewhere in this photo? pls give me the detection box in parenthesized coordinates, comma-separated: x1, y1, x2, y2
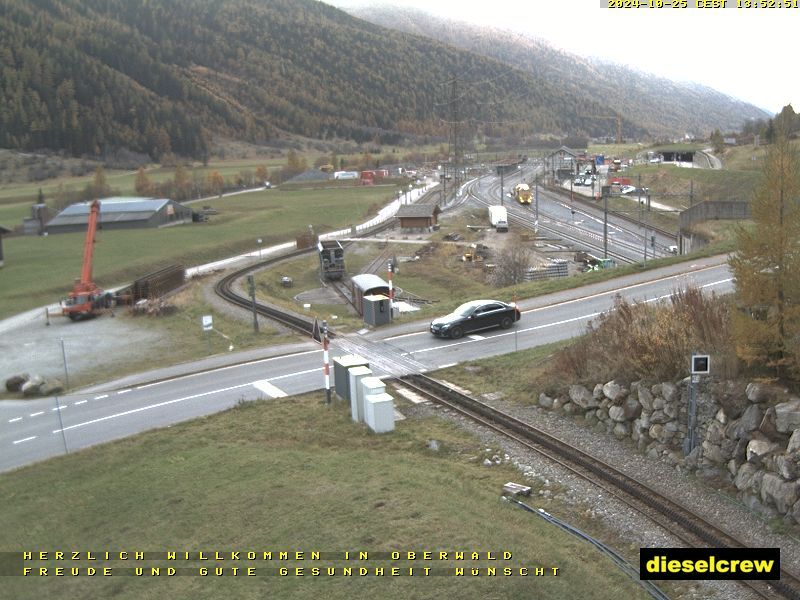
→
(747, 439, 779, 462)
(734, 462, 759, 491)
(5, 374, 29, 392)
(661, 381, 679, 404)
(759, 407, 779, 438)
(760, 473, 799, 514)
(775, 453, 800, 480)
(569, 385, 597, 409)
(702, 440, 725, 464)
(538, 393, 554, 409)
(602, 380, 626, 402)
(739, 404, 763, 432)
(774, 398, 800, 433)
(746, 382, 772, 403)
(649, 410, 670, 425)
(39, 378, 64, 396)
(634, 412, 651, 431)
(648, 423, 664, 441)
(663, 402, 679, 421)
(608, 405, 627, 422)
(638, 386, 654, 411)
(788, 429, 800, 453)
(705, 420, 726, 445)
(21, 375, 44, 397)
(623, 397, 642, 420)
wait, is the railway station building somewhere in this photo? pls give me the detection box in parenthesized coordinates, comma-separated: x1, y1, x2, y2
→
(545, 146, 579, 182)
(46, 197, 193, 234)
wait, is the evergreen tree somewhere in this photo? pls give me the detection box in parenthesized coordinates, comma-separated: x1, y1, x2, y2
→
(729, 124, 800, 379)
(710, 128, 724, 154)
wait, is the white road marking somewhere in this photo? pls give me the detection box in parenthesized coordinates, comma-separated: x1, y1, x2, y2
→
(13, 436, 37, 445)
(29, 411, 44, 417)
(74, 400, 88, 406)
(467, 334, 485, 340)
(133, 349, 321, 390)
(8, 417, 22, 423)
(94, 394, 108, 400)
(268, 367, 319, 382)
(52, 382, 255, 434)
(51, 405, 67, 411)
(117, 389, 131, 395)
(252, 380, 288, 398)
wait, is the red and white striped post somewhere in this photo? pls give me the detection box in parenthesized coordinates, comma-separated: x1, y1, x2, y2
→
(322, 320, 331, 404)
(387, 260, 394, 316)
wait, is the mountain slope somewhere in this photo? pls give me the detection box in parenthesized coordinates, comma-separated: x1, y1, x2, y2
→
(344, 5, 770, 138)
(0, 0, 767, 160)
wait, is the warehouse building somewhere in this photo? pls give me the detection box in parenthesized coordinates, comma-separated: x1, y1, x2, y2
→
(46, 197, 193, 234)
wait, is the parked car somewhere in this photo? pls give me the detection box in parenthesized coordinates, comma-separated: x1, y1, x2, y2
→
(620, 185, 637, 194)
(430, 299, 521, 339)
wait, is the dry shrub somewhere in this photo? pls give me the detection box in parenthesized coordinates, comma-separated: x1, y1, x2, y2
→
(551, 286, 737, 384)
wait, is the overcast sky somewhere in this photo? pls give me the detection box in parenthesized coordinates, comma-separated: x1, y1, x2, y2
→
(329, 0, 797, 115)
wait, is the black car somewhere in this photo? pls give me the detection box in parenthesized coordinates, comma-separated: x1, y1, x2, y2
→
(429, 299, 521, 339)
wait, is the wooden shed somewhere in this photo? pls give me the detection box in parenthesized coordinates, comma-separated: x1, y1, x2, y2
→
(396, 204, 441, 231)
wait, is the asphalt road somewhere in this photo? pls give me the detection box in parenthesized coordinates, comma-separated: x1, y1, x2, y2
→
(1, 254, 732, 473)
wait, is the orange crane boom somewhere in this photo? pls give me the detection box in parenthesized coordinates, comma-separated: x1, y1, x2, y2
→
(80, 199, 100, 285)
(63, 199, 106, 320)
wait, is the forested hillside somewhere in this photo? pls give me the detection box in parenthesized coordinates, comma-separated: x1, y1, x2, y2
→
(346, 6, 771, 139)
(0, 0, 767, 161)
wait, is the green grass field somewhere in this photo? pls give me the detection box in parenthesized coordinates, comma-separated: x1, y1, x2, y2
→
(0, 186, 395, 319)
(0, 391, 653, 600)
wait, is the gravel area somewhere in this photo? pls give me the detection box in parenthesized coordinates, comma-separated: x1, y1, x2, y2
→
(0, 305, 162, 389)
(403, 390, 800, 600)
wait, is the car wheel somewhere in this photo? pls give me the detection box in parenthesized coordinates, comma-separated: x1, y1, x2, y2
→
(500, 316, 513, 329)
(449, 326, 464, 339)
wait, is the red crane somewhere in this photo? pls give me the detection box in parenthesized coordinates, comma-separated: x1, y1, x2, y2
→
(62, 199, 107, 320)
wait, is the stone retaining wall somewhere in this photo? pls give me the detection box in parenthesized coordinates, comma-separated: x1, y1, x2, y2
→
(539, 379, 800, 523)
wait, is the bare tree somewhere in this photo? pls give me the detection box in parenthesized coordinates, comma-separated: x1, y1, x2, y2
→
(490, 245, 532, 287)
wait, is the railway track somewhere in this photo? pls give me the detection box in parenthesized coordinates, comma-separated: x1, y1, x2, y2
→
(214, 248, 325, 338)
(465, 178, 636, 264)
(399, 373, 800, 600)
(213, 205, 415, 337)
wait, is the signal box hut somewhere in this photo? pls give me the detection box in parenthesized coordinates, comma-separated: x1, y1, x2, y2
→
(396, 204, 440, 232)
(46, 197, 193, 234)
(350, 274, 390, 317)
